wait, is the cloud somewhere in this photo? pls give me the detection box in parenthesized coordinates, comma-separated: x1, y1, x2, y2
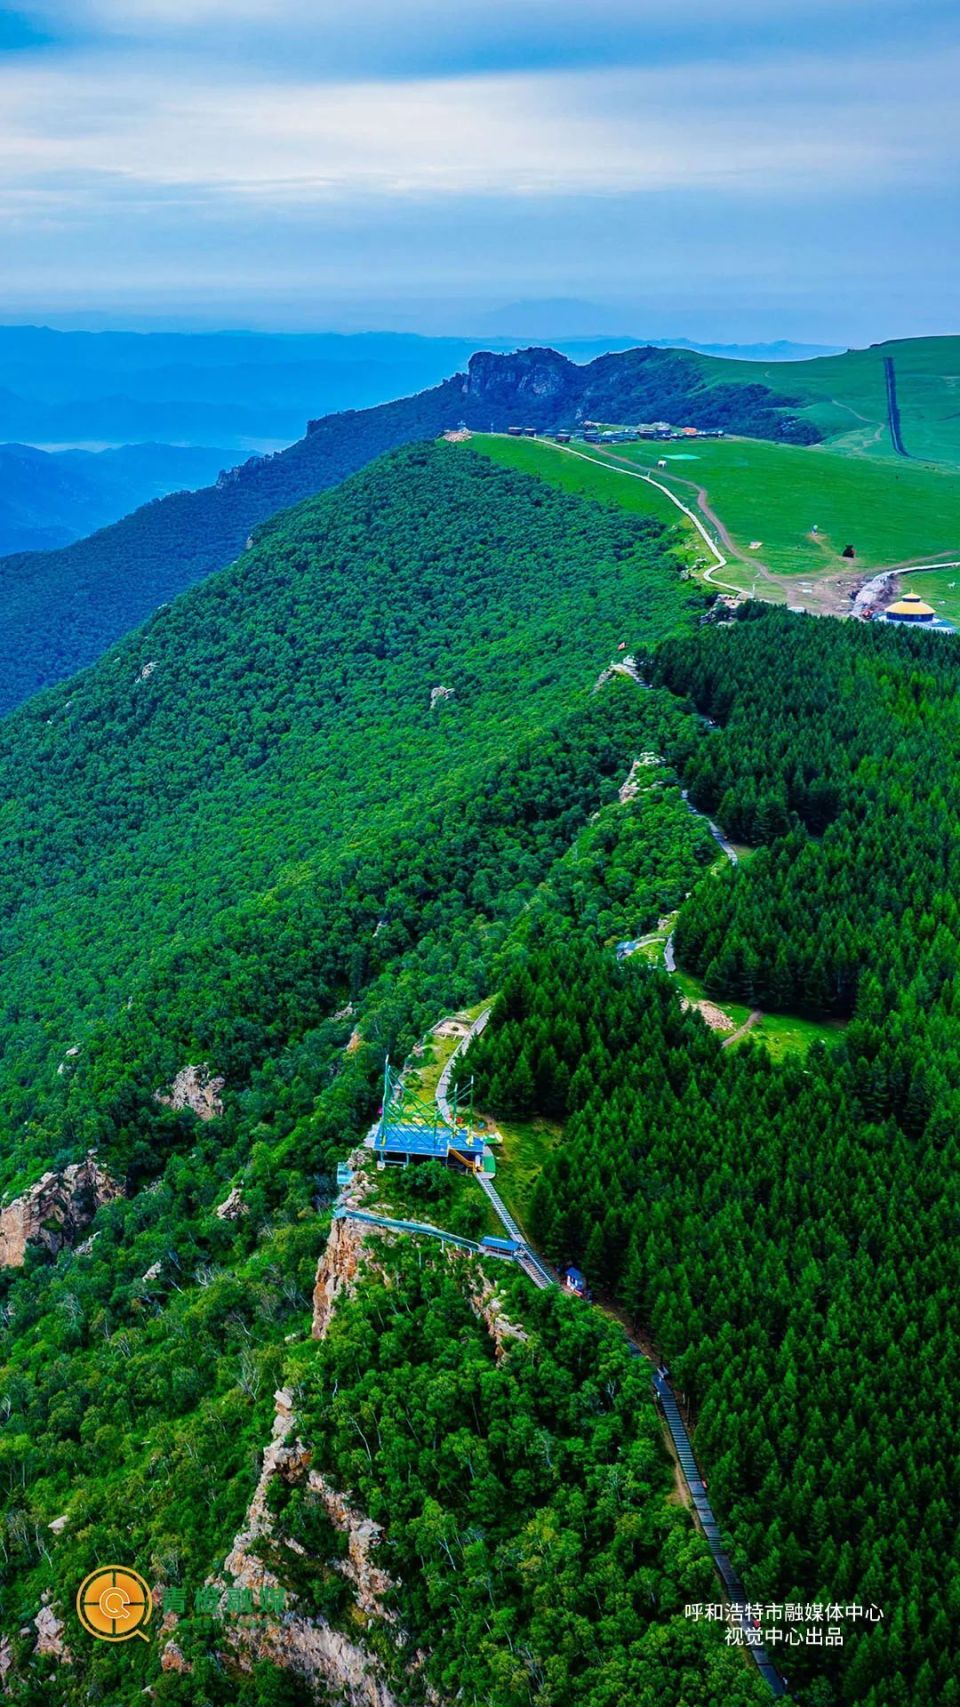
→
(3, 2, 957, 338)
(0, 48, 954, 219)
(17, 0, 960, 80)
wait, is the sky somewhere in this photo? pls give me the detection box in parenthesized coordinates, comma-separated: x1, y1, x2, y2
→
(0, 0, 957, 343)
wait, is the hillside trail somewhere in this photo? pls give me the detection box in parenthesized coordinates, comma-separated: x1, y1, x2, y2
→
(570, 442, 777, 579)
(723, 1010, 763, 1048)
(430, 1006, 787, 1698)
(548, 441, 746, 597)
(559, 442, 960, 619)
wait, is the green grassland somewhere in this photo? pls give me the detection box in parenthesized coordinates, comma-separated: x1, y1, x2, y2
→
(468, 431, 701, 556)
(693, 335, 960, 466)
(469, 431, 960, 598)
(737, 1007, 848, 1061)
(488, 1115, 563, 1229)
(600, 436, 960, 576)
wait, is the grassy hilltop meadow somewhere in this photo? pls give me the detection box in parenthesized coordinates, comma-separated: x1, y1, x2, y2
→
(691, 335, 960, 464)
(0, 341, 959, 1704)
(475, 430, 960, 618)
(0, 333, 956, 712)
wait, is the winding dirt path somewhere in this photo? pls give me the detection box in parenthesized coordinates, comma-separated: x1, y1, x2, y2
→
(722, 1010, 763, 1049)
(546, 441, 960, 619)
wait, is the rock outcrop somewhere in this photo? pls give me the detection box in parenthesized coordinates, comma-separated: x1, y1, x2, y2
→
(0, 1155, 123, 1269)
(218, 1387, 400, 1707)
(155, 1063, 225, 1121)
(312, 1213, 383, 1340)
(215, 1186, 249, 1221)
(34, 1599, 71, 1663)
(160, 1639, 192, 1675)
(313, 1473, 392, 1618)
(618, 753, 661, 803)
(463, 1262, 528, 1359)
(462, 346, 576, 411)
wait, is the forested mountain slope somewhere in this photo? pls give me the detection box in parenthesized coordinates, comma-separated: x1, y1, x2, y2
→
(0, 441, 706, 1191)
(0, 343, 817, 715)
(465, 605, 960, 1707)
(0, 441, 773, 1704)
(0, 415, 955, 1703)
(0, 440, 229, 555)
(0, 380, 463, 715)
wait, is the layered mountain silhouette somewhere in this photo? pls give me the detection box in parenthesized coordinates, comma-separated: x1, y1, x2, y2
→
(0, 345, 816, 715)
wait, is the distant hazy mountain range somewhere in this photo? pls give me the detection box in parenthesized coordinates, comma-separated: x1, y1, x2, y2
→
(0, 341, 821, 715)
(0, 441, 230, 555)
(0, 325, 841, 452)
(471, 297, 842, 358)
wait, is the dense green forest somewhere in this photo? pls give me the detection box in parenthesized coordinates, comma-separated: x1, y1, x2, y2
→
(0, 381, 465, 715)
(0, 441, 704, 1193)
(0, 442, 749, 1702)
(285, 1243, 768, 1707)
(0, 342, 815, 715)
(465, 605, 960, 1706)
(2, 428, 957, 1705)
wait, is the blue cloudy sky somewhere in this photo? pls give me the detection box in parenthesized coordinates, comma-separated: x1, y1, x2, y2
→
(0, 0, 957, 341)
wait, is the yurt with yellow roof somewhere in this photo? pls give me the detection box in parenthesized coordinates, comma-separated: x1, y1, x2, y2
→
(884, 591, 936, 624)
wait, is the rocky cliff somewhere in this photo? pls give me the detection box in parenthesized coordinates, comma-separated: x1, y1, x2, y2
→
(218, 1308, 402, 1705)
(457, 344, 821, 441)
(0, 1154, 122, 1268)
(461, 346, 577, 413)
(311, 1213, 383, 1340)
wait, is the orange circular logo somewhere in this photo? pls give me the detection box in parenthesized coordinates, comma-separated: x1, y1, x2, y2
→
(76, 1566, 152, 1642)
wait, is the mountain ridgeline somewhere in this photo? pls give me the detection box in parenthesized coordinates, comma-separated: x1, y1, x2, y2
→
(0, 343, 818, 716)
(0, 431, 957, 1702)
(0, 442, 752, 1705)
(0, 440, 229, 556)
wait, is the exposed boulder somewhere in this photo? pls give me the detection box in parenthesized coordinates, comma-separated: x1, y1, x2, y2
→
(34, 1599, 71, 1663)
(155, 1063, 225, 1121)
(215, 1186, 249, 1221)
(0, 1155, 123, 1269)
